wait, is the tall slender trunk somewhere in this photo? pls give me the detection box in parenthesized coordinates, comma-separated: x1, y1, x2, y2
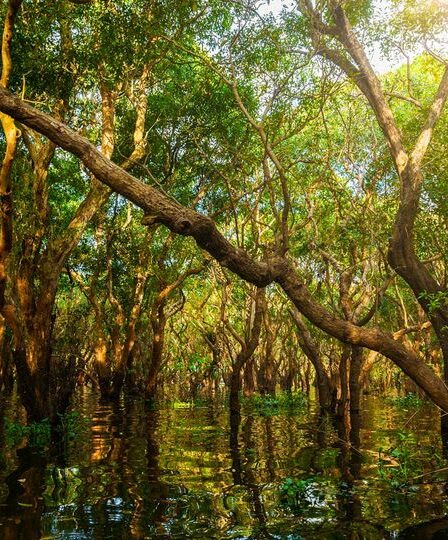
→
(243, 356, 256, 397)
(229, 288, 265, 414)
(337, 346, 350, 420)
(145, 306, 167, 399)
(349, 346, 363, 414)
(291, 308, 336, 411)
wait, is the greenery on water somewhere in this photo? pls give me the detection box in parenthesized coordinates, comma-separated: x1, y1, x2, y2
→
(377, 430, 446, 491)
(242, 391, 307, 416)
(389, 392, 423, 409)
(57, 411, 90, 442)
(4, 411, 89, 449)
(280, 477, 314, 500)
(279, 477, 325, 515)
(4, 417, 52, 448)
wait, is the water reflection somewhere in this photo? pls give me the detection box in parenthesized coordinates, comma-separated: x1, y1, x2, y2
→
(0, 392, 448, 538)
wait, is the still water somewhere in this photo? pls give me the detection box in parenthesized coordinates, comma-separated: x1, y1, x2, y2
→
(1, 389, 448, 539)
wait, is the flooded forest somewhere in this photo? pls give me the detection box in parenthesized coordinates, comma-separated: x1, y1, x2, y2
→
(0, 0, 448, 538)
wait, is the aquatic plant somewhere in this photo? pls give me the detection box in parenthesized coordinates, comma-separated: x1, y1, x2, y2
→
(242, 391, 307, 416)
(376, 430, 446, 490)
(389, 393, 423, 409)
(3, 411, 89, 449)
(4, 417, 51, 448)
(279, 476, 326, 516)
(280, 477, 314, 501)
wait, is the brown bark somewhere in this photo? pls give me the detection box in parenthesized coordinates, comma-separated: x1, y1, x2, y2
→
(145, 263, 206, 398)
(0, 0, 22, 316)
(349, 346, 363, 414)
(298, 1, 448, 409)
(2, 90, 448, 411)
(204, 330, 223, 394)
(0, 316, 13, 392)
(110, 272, 148, 398)
(243, 356, 256, 396)
(229, 287, 265, 413)
(291, 308, 335, 411)
(258, 309, 277, 395)
(145, 303, 167, 399)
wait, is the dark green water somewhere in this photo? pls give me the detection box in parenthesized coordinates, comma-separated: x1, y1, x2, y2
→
(1, 390, 448, 539)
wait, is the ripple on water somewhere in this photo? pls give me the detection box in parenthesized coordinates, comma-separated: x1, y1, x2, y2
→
(0, 392, 447, 539)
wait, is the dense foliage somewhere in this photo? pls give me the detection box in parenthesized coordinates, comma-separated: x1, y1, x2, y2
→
(0, 0, 447, 425)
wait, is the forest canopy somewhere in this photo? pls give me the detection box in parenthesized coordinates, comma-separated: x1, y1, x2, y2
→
(0, 0, 447, 426)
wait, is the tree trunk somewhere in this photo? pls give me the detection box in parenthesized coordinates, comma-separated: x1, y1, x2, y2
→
(243, 356, 256, 397)
(94, 333, 111, 399)
(349, 346, 363, 414)
(145, 309, 167, 399)
(4, 89, 448, 412)
(291, 309, 336, 411)
(229, 288, 265, 414)
(229, 363, 243, 415)
(14, 343, 51, 422)
(0, 318, 13, 392)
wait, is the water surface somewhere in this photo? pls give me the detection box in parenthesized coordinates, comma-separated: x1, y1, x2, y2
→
(1, 390, 447, 539)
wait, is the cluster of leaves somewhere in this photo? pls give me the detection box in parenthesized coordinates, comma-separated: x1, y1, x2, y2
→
(243, 391, 307, 416)
(279, 476, 325, 514)
(187, 353, 210, 374)
(4, 411, 89, 449)
(389, 392, 423, 410)
(377, 430, 445, 490)
(418, 291, 448, 316)
(4, 417, 52, 448)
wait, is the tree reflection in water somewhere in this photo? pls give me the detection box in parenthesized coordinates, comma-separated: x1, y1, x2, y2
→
(0, 392, 448, 538)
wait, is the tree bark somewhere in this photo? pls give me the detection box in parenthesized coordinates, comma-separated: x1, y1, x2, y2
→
(145, 304, 167, 399)
(229, 287, 265, 414)
(2, 89, 448, 412)
(291, 308, 335, 411)
(0, 0, 22, 316)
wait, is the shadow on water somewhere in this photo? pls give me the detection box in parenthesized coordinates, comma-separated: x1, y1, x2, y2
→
(2, 446, 46, 539)
(1, 391, 448, 538)
(229, 410, 274, 539)
(398, 517, 448, 539)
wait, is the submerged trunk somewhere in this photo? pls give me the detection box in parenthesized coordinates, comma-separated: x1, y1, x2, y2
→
(349, 346, 363, 414)
(0, 319, 13, 392)
(94, 333, 111, 399)
(14, 318, 77, 423)
(229, 288, 265, 414)
(229, 365, 243, 415)
(145, 307, 167, 399)
(13, 301, 53, 422)
(243, 357, 256, 397)
(292, 309, 336, 412)
(14, 348, 50, 422)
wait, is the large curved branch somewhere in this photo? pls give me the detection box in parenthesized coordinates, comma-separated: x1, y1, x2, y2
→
(0, 89, 283, 286)
(1, 88, 448, 410)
